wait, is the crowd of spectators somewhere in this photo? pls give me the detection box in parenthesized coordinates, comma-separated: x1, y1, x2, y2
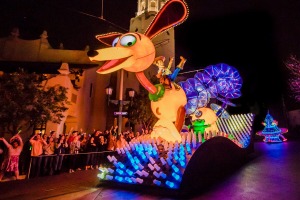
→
(0, 126, 151, 181)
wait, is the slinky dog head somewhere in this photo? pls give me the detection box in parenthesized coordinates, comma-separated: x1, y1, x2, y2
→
(88, 32, 156, 74)
(88, 0, 189, 77)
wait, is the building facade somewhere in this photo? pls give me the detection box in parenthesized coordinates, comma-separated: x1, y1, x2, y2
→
(0, 0, 176, 137)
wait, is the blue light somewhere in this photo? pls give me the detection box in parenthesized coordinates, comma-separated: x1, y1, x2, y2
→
(107, 168, 114, 173)
(165, 180, 177, 188)
(105, 175, 113, 180)
(179, 160, 186, 168)
(113, 161, 118, 167)
(126, 169, 134, 176)
(116, 168, 124, 175)
(117, 162, 125, 169)
(152, 148, 158, 157)
(173, 154, 179, 161)
(166, 157, 173, 165)
(133, 156, 140, 164)
(153, 179, 162, 186)
(171, 164, 180, 173)
(115, 176, 124, 182)
(172, 172, 182, 181)
(125, 177, 133, 183)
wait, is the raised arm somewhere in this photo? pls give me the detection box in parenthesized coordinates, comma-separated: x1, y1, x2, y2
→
(29, 134, 37, 143)
(0, 137, 12, 148)
(14, 134, 24, 148)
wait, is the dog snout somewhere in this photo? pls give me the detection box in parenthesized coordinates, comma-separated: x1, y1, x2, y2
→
(87, 50, 98, 57)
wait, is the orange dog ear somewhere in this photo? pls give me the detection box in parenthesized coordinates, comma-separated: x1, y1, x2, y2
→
(144, 0, 189, 40)
(95, 32, 123, 46)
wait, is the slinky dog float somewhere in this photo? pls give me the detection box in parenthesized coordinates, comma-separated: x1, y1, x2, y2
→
(88, 0, 255, 195)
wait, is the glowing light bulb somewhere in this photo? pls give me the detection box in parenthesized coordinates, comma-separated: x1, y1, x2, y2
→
(172, 172, 181, 181)
(136, 170, 143, 176)
(148, 163, 155, 171)
(136, 178, 143, 184)
(160, 157, 167, 165)
(120, 148, 125, 154)
(153, 179, 162, 186)
(107, 155, 113, 162)
(153, 171, 160, 178)
(153, 164, 161, 171)
(141, 170, 149, 177)
(107, 168, 114, 173)
(148, 156, 155, 165)
(159, 172, 167, 179)
(125, 177, 133, 183)
(105, 175, 113, 180)
(171, 164, 179, 173)
(116, 168, 124, 175)
(130, 177, 137, 183)
(137, 163, 144, 170)
(126, 169, 134, 176)
(97, 173, 105, 179)
(115, 176, 124, 182)
(166, 157, 173, 166)
(165, 180, 176, 188)
(111, 156, 117, 162)
(117, 161, 125, 169)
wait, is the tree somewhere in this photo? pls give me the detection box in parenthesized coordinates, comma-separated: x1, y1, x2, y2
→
(284, 55, 300, 110)
(0, 69, 70, 136)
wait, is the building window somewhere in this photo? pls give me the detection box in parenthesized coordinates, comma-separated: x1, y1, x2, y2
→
(33, 123, 46, 135)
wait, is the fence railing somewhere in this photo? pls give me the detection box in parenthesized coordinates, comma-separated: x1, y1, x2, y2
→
(26, 151, 114, 179)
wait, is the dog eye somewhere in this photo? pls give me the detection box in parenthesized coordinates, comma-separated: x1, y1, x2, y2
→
(112, 37, 120, 47)
(120, 35, 136, 47)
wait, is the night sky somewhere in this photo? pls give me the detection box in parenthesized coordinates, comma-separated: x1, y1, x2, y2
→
(1, 0, 300, 127)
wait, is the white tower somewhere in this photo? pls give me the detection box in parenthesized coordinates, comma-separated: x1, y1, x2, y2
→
(130, 0, 176, 78)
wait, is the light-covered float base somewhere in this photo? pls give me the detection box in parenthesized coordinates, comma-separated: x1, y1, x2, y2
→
(97, 113, 255, 193)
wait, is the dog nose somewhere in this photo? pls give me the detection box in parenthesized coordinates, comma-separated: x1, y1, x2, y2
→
(87, 50, 98, 57)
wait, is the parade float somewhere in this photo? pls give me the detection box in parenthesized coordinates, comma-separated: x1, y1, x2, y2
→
(88, 0, 255, 195)
(256, 111, 288, 143)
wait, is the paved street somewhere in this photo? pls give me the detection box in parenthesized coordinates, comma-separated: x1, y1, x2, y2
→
(1, 138, 300, 200)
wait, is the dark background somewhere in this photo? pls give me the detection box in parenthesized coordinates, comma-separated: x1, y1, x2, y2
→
(1, 0, 300, 130)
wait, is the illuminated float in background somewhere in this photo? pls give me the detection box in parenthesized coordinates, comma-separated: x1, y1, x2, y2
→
(256, 111, 288, 143)
(88, 0, 255, 194)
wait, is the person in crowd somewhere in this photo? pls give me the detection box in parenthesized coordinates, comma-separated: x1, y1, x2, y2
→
(68, 135, 81, 173)
(79, 133, 88, 153)
(0, 141, 6, 174)
(42, 134, 48, 141)
(49, 130, 56, 139)
(116, 133, 127, 149)
(98, 135, 107, 167)
(67, 130, 79, 147)
(53, 134, 68, 174)
(19, 134, 33, 178)
(93, 130, 102, 169)
(0, 133, 24, 181)
(142, 128, 150, 135)
(107, 126, 117, 151)
(128, 130, 135, 142)
(85, 135, 97, 170)
(42, 136, 55, 175)
(135, 131, 140, 138)
(103, 129, 110, 150)
(29, 132, 47, 178)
